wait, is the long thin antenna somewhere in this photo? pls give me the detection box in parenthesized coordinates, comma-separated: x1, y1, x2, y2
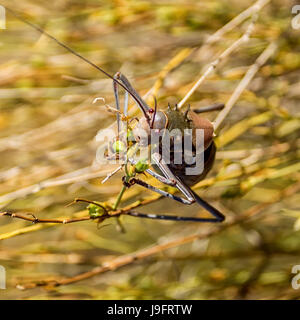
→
(3, 5, 149, 117)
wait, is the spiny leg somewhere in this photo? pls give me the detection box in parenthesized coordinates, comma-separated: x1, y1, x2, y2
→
(144, 168, 176, 186)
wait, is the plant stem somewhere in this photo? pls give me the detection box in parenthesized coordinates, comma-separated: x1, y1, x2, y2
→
(113, 185, 127, 210)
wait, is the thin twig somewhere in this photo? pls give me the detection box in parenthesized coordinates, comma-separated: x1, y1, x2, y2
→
(0, 211, 91, 224)
(0, 166, 116, 207)
(17, 181, 300, 290)
(153, 0, 270, 98)
(0, 194, 162, 234)
(1, 148, 296, 240)
(204, 0, 270, 46)
(178, 15, 257, 109)
(214, 42, 277, 131)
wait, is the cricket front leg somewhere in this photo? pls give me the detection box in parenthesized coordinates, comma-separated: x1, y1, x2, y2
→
(113, 72, 130, 136)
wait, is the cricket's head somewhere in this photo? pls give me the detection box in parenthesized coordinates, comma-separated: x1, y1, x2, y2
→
(133, 109, 168, 146)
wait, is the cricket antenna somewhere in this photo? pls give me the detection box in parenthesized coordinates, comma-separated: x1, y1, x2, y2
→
(3, 5, 150, 121)
(150, 96, 157, 129)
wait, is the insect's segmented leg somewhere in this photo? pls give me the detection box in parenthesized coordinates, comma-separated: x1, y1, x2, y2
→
(124, 176, 223, 222)
(125, 178, 225, 223)
(149, 153, 225, 222)
(144, 168, 177, 186)
(152, 153, 195, 202)
(114, 74, 129, 117)
(126, 211, 220, 223)
(128, 157, 176, 186)
(188, 188, 225, 222)
(123, 90, 129, 117)
(127, 177, 191, 205)
(193, 103, 225, 114)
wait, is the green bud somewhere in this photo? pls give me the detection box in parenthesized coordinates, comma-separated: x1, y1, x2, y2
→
(135, 160, 149, 173)
(87, 204, 106, 218)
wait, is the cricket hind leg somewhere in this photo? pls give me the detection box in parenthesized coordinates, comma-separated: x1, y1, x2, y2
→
(126, 211, 220, 223)
(125, 153, 225, 223)
(188, 187, 225, 222)
(151, 153, 225, 222)
(125, 177, 191, 205)
(125, 176, 224, 223)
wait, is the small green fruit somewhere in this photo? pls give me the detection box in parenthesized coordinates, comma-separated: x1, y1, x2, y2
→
(88, 204, 105, 218)
(135, 160, 149, 173)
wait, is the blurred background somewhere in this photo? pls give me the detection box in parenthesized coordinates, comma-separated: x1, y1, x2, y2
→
(0, 0, 299, 299)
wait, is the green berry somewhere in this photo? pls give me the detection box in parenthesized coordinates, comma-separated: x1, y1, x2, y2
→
(87, 204, 105, 218)
(135, 160, 149, 173)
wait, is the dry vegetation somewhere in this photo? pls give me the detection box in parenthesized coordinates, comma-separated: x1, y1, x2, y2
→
(0, 0, 299, 299)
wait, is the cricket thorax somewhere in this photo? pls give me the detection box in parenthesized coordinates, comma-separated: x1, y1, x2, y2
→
(165, 108, 192, 132)
(169, 142, 216, 186)
(165, 106, 214, 151)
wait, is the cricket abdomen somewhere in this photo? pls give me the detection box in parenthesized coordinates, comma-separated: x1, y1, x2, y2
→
(153, 141, 216, 187)
(169, 141, 216, 186)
